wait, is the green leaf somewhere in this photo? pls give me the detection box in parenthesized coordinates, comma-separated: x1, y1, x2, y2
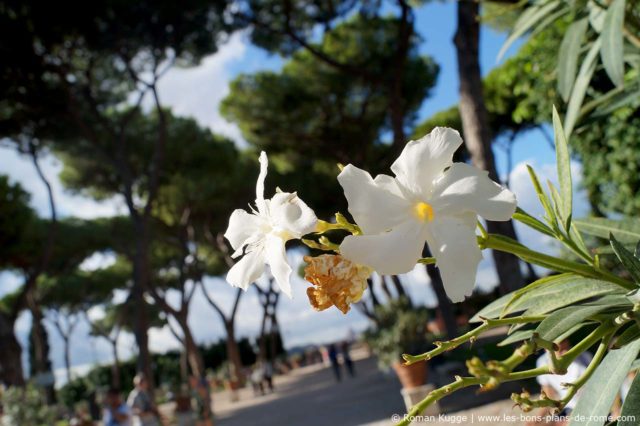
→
(565, 37, 601, 136)
(600, 0, 626, 87)
(553, 106, 573, 226)
(498, 1, 561, 60)
(619, 373, 640, 426)
(470, 275, 621, 323)
(575, 217, 640, 244)
(498, 330, 535, 347)
(504, 273, 575, 316)
(498, 274, 622, 321)
(610, 233, 640, 283)
(470, 292, 514, 323)
(513, 208, 556, 238)
(613, 324, 640, 349)
(535, 305, 607, 341)
(516, 276, 623, 316)
(526, 165, 557, 228)
(569, 339, 640, 426)
(558, 19, 589, 102)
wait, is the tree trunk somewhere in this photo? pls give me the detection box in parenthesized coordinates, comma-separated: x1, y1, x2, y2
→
(423, 246, 458, 339)
(379, 278, 393, 301)
(367, 279, 381, 307)
(28, 300, 56, 403)
(176, 315, 205, 378)
(224, 320, 245, 383)
(389, 275, 411, 305)
(0, 313, 25, 387)
(63, 336, 72, 384)
(454, 0, 524, 294)
(131, 218, 154, 392)
(111, 340, 121, 389)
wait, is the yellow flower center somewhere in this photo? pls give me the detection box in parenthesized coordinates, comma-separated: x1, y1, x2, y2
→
(413, 202, 434, 222)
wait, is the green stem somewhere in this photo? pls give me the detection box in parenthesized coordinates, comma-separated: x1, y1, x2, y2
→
(559, 333, 612, 409)
(481, 234, 634, 290)
(400, 320, 619, 422)
(403, 316, 545, 365)
(396, 377, 484, 426)
(396, 366, 548, 426)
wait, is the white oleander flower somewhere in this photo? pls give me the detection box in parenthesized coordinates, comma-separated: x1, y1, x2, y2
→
(338, 127, 517, 302)
(224, 152, 317, 297)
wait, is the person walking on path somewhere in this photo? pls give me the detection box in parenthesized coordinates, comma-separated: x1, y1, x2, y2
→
(327, 344, 341, 382)
(341, 341, 355, 378)
(127, 374, 161, 426)
(103, 388, 131, 426)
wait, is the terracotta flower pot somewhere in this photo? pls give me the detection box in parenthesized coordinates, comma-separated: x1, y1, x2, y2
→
(224, 379, 240, 391)
(392, 361, 427, 389)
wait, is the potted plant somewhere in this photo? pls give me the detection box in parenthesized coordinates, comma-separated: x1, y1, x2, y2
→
(363, 298, 430, 389)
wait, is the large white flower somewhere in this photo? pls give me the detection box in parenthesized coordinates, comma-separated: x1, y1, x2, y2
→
(338, 127, 517, 302)
(224, 152, 317, 297)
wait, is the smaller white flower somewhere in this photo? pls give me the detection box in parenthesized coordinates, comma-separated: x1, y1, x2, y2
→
(338, 127, 517, 302)
(224, 152, 318, 297)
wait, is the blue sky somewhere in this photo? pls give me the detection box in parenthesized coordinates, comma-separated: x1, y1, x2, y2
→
(0, 1, 573, 386)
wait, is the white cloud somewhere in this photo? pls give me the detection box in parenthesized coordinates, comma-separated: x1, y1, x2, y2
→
(0, 271, 22, 298)
(79, 251, 117, 272)
(0, 145, 125, 219)
(140, 32, 250, 145)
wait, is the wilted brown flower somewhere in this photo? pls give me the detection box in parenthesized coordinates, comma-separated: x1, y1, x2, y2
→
(304, 254, 372, 314)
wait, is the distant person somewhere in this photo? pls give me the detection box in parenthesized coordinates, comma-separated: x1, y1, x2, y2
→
(327, 344, 341, 382)
(341, 341, 355, 378)
(189, 376, 213, 426)
(251, 363, 265, 396)
(173, 384, 194, 426)
(127, 374, 160, 426)
(534, 339, 591, 424)
(263, 360, 274, 392)
(103, 388, 131, 426)
(88, 390, 101, 421)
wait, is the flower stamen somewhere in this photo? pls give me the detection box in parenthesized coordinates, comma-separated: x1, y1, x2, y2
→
(413, 202, 434, 222)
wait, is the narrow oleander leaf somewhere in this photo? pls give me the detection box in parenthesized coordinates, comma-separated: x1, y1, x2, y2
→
(569, 339, 640, 426)
(613, 324, 640, 349)
(619, 373, 640, 426)
(520, 277, 623, 317)
(610, 233, 640, 283)
(553, 106, 573, 227)
(498, 330, 534, 347)
(503, 273, 575, 316)
(575, 217, 640, 244)
(508, 274, 622, 318)
(635, 240, 640, 260)
(536, 305, 607, 341)
(558, 19, 589, 101)
(498, 1, 561, 60)
(470, 292, 514, 322)
(565, 38, 601, 136)
(600, 0, 626, 87)
(526, 165, 557, 228)
(513, 208, 556, 237)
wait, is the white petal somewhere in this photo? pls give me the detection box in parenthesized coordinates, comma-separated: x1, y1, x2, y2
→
(338, 165, 411, 234)
(340, 220, 426, 275)
(430, 163, 517, 221)
(269, 192, 317, 238)
(264, 234, 293, 298)
(224, 209, 264, 255)
(425, 213, 482, 303)
(226, 247, 265, 290)
(391, 127, 463, 198)
(256, 151, 268, 214)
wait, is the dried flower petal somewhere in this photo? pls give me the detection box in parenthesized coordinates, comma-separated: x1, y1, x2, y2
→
(304, 255, 372, 314)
